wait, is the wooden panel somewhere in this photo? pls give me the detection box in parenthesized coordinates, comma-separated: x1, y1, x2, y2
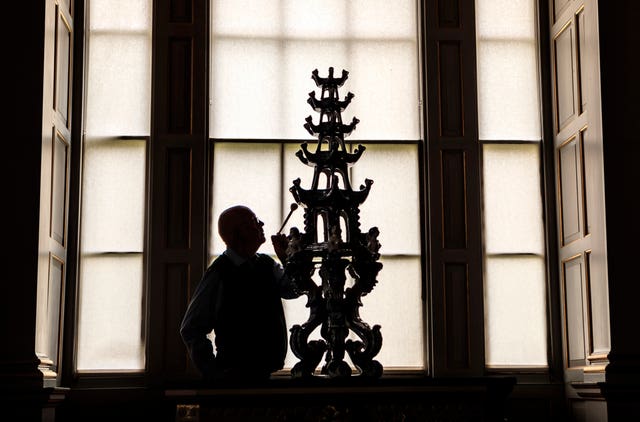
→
(168, 38, 193, 134)
(438, 42, 464, 137)
(35, 0, 73, 386)
(584, 250, 594, 357)
(46, 254, 65, 369)
(444, 263, 470, 370)
(55, 7, 72, 128)
(170, 0, 193, 23)
(550, 1, 611, 387)
(425, 0, 484, 376)
(553, 22, 575, 132)
(149, 0, 208, 383)
(437, 0, 460, 28)
(553, 0, 571, 23)
(558, 136, 581, 245)
(585, 249, 609, 359)
(576, 8, 587, 113)
(60, 0, 72, 14)
(562, 255, 586, 365)
(51, 131, 69, 245)
(166, 148, 192, 249)
(578, 128, 589, 235)
(164, 263, 191, 374)
(441, 150, 467, 249)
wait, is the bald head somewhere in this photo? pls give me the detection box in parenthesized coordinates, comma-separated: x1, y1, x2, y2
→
(218, 205, 265, 257)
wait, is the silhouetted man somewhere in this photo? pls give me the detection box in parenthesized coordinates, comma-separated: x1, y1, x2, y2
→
(180, 205, 298, 382)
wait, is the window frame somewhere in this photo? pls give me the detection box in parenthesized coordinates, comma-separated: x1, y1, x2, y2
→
(63, 0, 563, 387)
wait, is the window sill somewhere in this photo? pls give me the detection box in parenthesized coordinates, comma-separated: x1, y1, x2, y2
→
(165, 376, 517, 422)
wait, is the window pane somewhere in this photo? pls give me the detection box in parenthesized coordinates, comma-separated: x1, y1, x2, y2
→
(350, 0, 417, 38)
(210, 39, 282, 139)
(85, 34, 152, 137)
(482, 144, 544, 255)
(477, 0, 548, 370)
(77, 255, 145, 370)
(90, 0, 151, 31)
(476, 0, 540, 141)
(484, 256, 547, 367)
(283, 143, 423, 254)
(210, 0, 424, 373)
(81, 140, 146, 253)
(210, 0, 420, 140)
(78, 0, 151, 372)
(283, 257, 424, 370)
(476, 0, 536, 40)
(282, 0, 348, 39)
(282, 143, 316, 233)
(350, 41, 420, 140)
(282, 41, 349, 139)
(212, 0, 281, 37)
(351, 144, 421, 255)
(360, 256, 424, 368)
(210, 143, 281, 255)
(476, 40, 541, 141)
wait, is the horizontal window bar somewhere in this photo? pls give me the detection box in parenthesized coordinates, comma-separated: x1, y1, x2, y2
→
(81, 251, 144, 257)
(211, 34, 417, 43)
(479, 139, 541, 144)
(210, 138, 422, 145)
(485, 252, 544, 258)
(84, 135, 150, 143)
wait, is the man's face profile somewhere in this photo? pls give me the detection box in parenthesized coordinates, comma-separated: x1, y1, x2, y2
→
(236, 209, 266, 250)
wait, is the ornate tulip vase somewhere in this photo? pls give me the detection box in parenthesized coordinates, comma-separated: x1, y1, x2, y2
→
(285, 67, 383, 379)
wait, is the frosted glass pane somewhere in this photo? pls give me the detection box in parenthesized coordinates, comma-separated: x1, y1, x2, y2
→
(351, 0, 417, 39)
(212, 0, 417, 39)
(351, 145, 421, 255)
(476, 0, 536, 40)
(210, 40, 281, 138)
(85, 34, 151, 137)
(210, 1, 420, 141)
(477, 40, 541, 140)
(90, 0, 151, 31)
(360, 257, 424, 368)
(210, 143, 281, 255)
(212, 0, 280, 37)
(283, 257, 423, 370)
(350, 41, 420, 140)
(282, 143, 316, 233)
(283, 0, 347, 39)
(81, 140, 146, 253)
(282, 284, 322, 369)
(282, 41, 349, 139)
(484, 256, 547, 366)
(482, 144, 544, 254)
(77, 255, 145, 370)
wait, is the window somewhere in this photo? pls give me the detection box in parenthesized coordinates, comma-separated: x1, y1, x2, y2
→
(476, 0, 548, 367)
(73, 0, 552, 377)
(208, 0, 425, 370)
(76, 0, 151, 371)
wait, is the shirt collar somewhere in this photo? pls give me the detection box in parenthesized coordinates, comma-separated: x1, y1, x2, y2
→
(223, 248, 257, 266)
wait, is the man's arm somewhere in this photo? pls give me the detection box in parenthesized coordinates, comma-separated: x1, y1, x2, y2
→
(271, 233, 289, 265)
(270, 234, 301, 299)
(270, 259, 301, 299)
(179, 270, 220, 379)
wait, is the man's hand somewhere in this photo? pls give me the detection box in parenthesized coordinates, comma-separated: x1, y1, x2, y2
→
(271, 233, 289, 264)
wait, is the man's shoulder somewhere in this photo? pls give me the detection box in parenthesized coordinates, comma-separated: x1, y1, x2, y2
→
(255, 253, 276, 266)
(255, 252, 274, 261)
(204, 254, 233, 276)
